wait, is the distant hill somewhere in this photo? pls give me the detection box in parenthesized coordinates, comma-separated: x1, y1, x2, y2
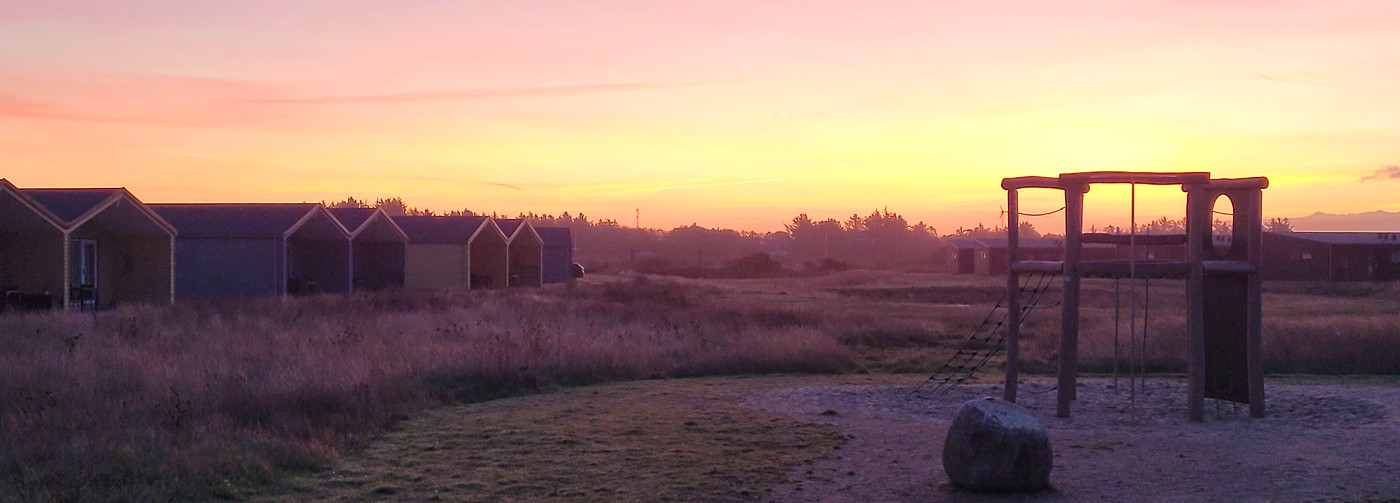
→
(1288, 210, 1400, 232)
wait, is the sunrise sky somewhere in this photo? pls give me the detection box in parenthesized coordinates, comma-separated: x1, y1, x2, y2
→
(3, 1, 1399, 233)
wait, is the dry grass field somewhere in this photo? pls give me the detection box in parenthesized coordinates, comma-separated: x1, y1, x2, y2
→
(2, 271, 1398, 501)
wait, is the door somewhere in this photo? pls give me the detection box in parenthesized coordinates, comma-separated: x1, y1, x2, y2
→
(69, 239, 97, 309)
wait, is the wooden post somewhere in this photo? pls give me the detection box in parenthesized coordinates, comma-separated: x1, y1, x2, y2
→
(1005, 189, 1020, 403)
(1184, 185, 1208, 422)
(1244, 190, 1266, 417)
(348, 240, 356, 293)
(60, 234, 71, 310)
(1057, 183, 1085, 418)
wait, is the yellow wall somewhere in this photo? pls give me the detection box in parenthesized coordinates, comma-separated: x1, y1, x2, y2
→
(404, 243, 468, 290)
(68, 226, 174, 306)
(470, 233, 509, 289)
(508, 238, 542, 288)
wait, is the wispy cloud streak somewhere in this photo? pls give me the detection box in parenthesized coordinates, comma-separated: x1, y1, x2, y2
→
(594, 177, 788, 197)
(248, 82, 685, 105)
(1361, 166, 1400, 182)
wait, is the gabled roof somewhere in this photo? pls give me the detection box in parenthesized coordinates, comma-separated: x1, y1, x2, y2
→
(0, 179, 65, 231)
(945, 238, 977, 250)
(19, 188, 123, 223)
(536, 227, 573, 249)
(496, 218, 540, 243)
(150, 203, 342, 239)
(392, 215, 494, 244)
(495, 219, 524, 236)
(328, 207, 408, 241)
(1272, 231, 1400, 246)
(327, 208, 378, 231)
(19, 186, 176, 235)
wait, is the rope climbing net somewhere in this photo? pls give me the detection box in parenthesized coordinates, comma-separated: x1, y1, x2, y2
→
(909, 271, 1058, 399)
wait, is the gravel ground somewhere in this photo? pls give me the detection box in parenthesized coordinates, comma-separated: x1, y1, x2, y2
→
(749, 376, 1400, 503)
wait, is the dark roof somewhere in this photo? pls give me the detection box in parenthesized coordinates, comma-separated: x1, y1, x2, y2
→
(1273, 231, 1400, 246)
(0, 179, 66, 231)
(976, 238, 1063, 249)
(392, 215, 489, 244)
(495, 218, 525, 236)
(19, 188, 122, 223)
(536, 227, 573, 249)
(150, 203, 319, 238)
(326, 208, 378, 232)
(975, 238, 1113, 250)
(945, 238, 976, 250)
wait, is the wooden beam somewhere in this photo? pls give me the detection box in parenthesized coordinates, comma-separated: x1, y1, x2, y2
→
(1062, 171, 1211, 186)
(1206, 177, 1270, 190)
(1243, 190, 1266, 418)
(1057, 182, 1086, 418)
(1001, 176, 1063, 191)
(1077, 260, 1190, 278)
(1202, 261, 1258, 274)
(1185, 186, 1208, 422)
(1010, 261, 1065, 274)
(1082, 233, 1188, 246)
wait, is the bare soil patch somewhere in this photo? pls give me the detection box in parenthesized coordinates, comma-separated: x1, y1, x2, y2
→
(754, 375, 1400, 503)
(258, 374, 1400, 503)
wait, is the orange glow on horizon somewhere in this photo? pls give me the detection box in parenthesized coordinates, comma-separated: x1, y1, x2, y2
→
(4, 1, 1400, 234)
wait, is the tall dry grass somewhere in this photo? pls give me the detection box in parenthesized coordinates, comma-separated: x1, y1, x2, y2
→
(0, 276, 853, 502)
(1017, 279, 1400, 375)
(4, 272, 1396, 501)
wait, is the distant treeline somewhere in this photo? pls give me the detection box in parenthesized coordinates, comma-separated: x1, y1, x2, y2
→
(324, 196, 1292, 273)
(325, 197, 959, 271)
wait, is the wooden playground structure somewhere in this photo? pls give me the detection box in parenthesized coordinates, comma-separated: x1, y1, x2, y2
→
(1000, 171, 1268, 422)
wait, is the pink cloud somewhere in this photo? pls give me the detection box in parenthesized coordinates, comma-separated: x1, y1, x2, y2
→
(246, 82, 695, 106)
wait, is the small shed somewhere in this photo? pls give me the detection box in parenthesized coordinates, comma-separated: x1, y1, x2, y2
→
(1262, 231, 1400, 281)
(328, 208, 408, 290)
(394, 216, 509, 290)
(151, 204, 351, 298)
(497, 219, 543, 288)
(942, 239, 976, 274)
(16, 184, 176, 309)
(536, 227, 575, 284)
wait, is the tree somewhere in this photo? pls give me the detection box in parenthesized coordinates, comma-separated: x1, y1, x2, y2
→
(952, 223, 996, 238)
(1141, 217, 1186, 234)
(324, 196, 369, 209)
(373, 197, 433, 216)
(1213, 218, 1233, 235)
(1264, 217, 1294, 233)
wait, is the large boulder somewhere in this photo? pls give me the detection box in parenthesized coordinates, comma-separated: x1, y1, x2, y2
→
(942, 398, 1053, 492)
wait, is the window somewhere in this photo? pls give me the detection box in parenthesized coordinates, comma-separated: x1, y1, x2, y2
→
(1391, 251, 1400, 264)
(1301, 252, 1312, 260)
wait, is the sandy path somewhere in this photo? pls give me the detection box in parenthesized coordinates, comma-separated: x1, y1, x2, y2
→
(751, 377, 1400, 503)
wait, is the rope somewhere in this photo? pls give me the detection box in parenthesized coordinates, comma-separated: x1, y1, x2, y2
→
(1019, 206, 1066, 217)
(1141, 277, 1150, 391)
(1113, 278, 1121, 390)
(909, 271, 1057, 399)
